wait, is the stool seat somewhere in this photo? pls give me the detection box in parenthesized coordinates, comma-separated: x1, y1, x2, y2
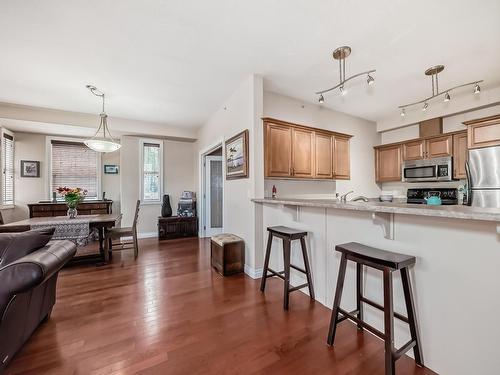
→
(211, 233, 243, 247)
(336, 242, 415, 270)
(267, 226, 308, 239)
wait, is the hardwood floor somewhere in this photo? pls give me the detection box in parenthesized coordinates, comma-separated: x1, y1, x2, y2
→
(7, 238, 436, 375)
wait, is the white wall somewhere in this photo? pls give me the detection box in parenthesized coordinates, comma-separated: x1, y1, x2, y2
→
(263, 91, 381, 199)
(1, 132, 121, 223)
(195, 75, 264, 274)
(120, 136, 195, 235)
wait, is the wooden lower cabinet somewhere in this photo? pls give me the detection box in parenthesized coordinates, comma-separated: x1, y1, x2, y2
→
(333, 136, 350, 179)
(375, 144, 402, 182)
(453, 132, 468, 179)
(403, 140, 425, 161)
(314, 132, 334, 179)
(292, 128, 314, 178)
(425, 135, 452, 158)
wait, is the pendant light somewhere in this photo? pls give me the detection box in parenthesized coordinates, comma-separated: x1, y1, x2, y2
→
(84, 85, 121, 153)
(315, 46, 376, 102)
(398, 65, 483, 114)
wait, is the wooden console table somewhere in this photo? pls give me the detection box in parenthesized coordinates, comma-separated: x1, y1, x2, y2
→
(28, 200, 112, 218)
(158, 216, 198, 240)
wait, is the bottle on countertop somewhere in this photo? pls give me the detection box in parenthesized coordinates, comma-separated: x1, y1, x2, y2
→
(272, 185, 277, 199)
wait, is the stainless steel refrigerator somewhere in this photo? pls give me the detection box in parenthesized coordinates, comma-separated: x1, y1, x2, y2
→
(466, 145, 500, 208)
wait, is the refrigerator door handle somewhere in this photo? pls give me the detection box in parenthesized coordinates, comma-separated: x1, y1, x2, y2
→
(465, 160, 472, 206)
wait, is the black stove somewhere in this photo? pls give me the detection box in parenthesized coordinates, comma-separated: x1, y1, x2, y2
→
(406, 188, 458, 205)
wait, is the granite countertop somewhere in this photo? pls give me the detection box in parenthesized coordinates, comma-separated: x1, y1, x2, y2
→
(252, 197, 500, 222)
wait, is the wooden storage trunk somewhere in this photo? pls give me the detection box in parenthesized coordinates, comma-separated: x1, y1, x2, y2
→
(158, 216, 198, 240)
(210, 234, 244, 276)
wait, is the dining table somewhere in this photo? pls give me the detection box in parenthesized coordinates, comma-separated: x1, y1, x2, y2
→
(1, 213, 120, 264)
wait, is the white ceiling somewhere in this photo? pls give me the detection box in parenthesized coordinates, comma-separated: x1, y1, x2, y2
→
(1, 0, 499, 128)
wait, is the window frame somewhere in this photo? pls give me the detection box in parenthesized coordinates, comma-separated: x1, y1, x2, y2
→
(1, 128, 15, 208)
(45, 136, 102, 201)
(139, 138, 163, 205)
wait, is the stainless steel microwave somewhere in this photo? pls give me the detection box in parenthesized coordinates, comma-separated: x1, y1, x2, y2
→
(402, 156, 453, 182)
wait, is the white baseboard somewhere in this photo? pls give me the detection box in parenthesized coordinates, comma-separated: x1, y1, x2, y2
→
(244, 265, 263, 279)
(138, 232, 157, 239)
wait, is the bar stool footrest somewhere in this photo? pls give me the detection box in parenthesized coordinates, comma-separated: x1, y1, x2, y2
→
(337, 307, 385, 339)
(395, 339, 416, 360)
(264, 268, 285, 280)
(288, 283, 310, 293)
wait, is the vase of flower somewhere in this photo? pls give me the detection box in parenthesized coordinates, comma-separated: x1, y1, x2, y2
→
(56, 187, 87, 219)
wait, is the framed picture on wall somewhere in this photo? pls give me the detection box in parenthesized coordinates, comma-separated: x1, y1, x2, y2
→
(20, 160, 40, 177)
(225, 129, 249, 179)
(104, 164, 119, 174)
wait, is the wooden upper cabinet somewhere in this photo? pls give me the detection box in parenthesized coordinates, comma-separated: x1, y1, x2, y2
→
(375, 144, 402, 182)
(425, 135, 452, 158)
(265, 122, 292, 177)
(402, 140, 425, 161)
(291, 128, 315, 178)
(334, 136, 350, 180)
(263, 118, 352, 180)
(464, 114, 500, 149)
(453, 132, 468, 179)
(314, 132, 334, 179)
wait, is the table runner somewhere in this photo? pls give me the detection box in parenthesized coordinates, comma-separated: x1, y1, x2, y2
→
(31, 217, 91, 246)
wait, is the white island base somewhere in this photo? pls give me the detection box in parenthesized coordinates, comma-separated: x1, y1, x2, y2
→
(255, 200, 500, 375)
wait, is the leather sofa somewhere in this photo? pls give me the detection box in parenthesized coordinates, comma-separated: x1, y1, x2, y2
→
(0, 228, 76, 374)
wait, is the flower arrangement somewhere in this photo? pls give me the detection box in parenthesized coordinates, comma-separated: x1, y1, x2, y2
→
(56, 187, 87, 218)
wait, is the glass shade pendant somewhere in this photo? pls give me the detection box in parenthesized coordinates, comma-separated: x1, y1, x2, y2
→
(85, 85, 121, 153)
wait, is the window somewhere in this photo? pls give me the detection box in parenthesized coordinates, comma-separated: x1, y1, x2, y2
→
(141, 140, 163, 202)
(51, 140, 99, 199)
(2, 132, 14, 205)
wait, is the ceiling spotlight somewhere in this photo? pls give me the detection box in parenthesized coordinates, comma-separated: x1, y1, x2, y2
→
(474, 83, 481, 94)
(444, 92, 451, 102)
(367, 74, 375, 85)
(340, 85, 346, 96)
(422, 102, 428, 111)
(318, 94, 325, 104)
(400, 108, 406, 117)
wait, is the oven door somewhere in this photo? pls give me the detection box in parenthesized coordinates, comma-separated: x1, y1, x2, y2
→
(402, 164, 438, 182)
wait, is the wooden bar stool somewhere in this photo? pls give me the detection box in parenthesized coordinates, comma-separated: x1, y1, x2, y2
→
(260, 226, 314, 310)
(327, 242, 423, 375)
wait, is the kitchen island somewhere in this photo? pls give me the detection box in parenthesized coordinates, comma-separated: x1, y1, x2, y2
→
(253, 197, 500, 375)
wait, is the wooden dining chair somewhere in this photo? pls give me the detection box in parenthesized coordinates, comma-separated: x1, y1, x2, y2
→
(105, 200, 140, 259)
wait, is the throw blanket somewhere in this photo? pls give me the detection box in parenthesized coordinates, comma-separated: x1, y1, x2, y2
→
(31, 218, 91, 246)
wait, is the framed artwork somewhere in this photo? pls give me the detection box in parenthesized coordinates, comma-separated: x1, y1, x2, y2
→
(104, 164, 119, 174)
(225, 129, 249, 179)
(21, 160, 40, 177)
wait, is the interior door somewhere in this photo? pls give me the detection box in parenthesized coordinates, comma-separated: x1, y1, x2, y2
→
(205, 156, 223, 237)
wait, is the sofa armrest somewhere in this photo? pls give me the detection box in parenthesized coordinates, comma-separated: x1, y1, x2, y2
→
(0, 240, 76, 314)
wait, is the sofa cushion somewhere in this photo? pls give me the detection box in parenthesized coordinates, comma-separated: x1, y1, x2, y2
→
(0, 228, 55, 268)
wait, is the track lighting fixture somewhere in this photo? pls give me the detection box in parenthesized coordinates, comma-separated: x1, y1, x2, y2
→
(318, 94, 325, 103)
(398, 65, 483, 115)
(400, 108, 406, 117)
(315, 46, 376, 102)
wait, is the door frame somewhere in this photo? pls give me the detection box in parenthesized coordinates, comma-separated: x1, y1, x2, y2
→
(199, 140, 225, 238)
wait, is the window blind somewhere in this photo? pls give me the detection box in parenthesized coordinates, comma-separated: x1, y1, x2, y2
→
(2, 133, 14, 205)
(142, 142, 161, 201)
(51, 140, 98, 198)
